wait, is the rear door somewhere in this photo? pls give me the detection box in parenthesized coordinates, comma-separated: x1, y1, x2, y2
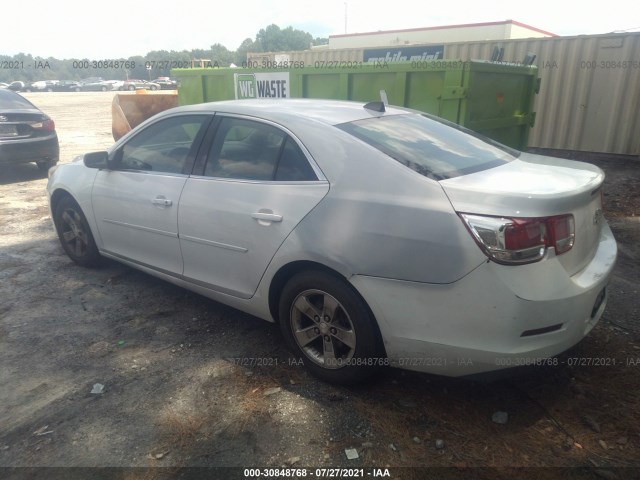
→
(178, 115, 329, 298)
(91, 114, 211, 274)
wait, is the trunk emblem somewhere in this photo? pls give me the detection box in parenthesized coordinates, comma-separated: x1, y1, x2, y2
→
(593, 208, 603, 224)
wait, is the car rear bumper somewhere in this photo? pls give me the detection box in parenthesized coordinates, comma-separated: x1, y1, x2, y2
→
(0, 134, 59, 166)
(351, 221, 618, 376)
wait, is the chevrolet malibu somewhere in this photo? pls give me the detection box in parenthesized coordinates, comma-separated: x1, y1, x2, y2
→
(46, 99, 617, 384)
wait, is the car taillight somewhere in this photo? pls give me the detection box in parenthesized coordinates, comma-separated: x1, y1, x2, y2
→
(549, 215, 575, 254)
(459, 213, 575, 265)
(31, 119, 55, 131)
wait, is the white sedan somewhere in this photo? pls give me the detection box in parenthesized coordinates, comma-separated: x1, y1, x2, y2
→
(47, 99, 617, 383)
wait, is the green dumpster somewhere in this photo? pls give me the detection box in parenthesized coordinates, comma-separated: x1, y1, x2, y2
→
(173, 60, 539, 150)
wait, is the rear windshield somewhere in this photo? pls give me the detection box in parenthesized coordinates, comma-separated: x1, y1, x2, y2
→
(337, 113, 519, 180)
(0, 90, 36, 110)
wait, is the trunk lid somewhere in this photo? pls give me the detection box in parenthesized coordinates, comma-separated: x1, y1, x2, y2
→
(440, 152, 605, 275)
(0, 109, 51, 140)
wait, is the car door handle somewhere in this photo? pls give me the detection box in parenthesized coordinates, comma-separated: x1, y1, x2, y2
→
(151, 197, 173, 206)
(251, 212, 283, 223)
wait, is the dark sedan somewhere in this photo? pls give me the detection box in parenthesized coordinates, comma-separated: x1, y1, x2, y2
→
(151, 77, 177, 90)
(7, 81, 27, 92)
(80, 80, 112, 92)
(0, 89, 59, 171)
(53, 80, 82, 92)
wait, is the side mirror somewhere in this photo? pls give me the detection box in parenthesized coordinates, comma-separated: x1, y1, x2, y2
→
(83, 151, 110, 169)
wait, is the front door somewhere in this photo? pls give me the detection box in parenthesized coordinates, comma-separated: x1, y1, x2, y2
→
(91, 114, 210, 274)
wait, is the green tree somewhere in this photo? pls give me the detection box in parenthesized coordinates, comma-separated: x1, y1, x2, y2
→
(127, 55, 148, 80)
(0, 53, 35, 82)
(210, 43, 233, 67)
(254, 24, 312, 52)
(312, 37, 329, 46)
(0, 55, 13, 83)
(234, 38, 256, 65)
(0, 24, 320, 81)
(144, 50, 191, 77)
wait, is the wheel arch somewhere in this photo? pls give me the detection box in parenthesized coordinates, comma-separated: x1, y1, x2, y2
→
(267, 260, 387, 357)
(50, 188, 93, 234)
(50, 188, 76, 215)
(50, 188, 102, 267)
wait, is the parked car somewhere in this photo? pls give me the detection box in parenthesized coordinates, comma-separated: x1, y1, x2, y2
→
(46, 99, 617, 384)
(0, 88, 59, 171)
(103, 80, 124, 91)
(80, 77, 104, 84)
(7, 81, 27, 92)
(151, 77, 177, 90)
(121, 79, 160, 91)
(25, 80, 60, 92)
(53, 80, 82, 92)
(80, 80, 112, 92)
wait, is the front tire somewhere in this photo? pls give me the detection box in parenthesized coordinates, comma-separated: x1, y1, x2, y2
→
(279, 270, 383, 384)
(53, 196, 102, 267)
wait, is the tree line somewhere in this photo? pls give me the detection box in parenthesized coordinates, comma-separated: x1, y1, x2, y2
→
(0, 24, 328, 84)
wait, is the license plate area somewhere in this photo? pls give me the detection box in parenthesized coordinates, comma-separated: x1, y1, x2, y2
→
(0, 124, 18, 137)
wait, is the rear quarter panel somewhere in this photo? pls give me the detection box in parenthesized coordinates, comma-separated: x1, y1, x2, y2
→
(267, 123, 487, 285)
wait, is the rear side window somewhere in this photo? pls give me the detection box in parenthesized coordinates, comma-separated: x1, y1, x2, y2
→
(204, 117, 317, 182)
(0, 90, 36, 109)
(337, 114, 518, 180)
(275, 138, 317, 181)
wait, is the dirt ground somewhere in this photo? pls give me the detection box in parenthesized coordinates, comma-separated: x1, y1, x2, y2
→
(1, 92, 639, 480)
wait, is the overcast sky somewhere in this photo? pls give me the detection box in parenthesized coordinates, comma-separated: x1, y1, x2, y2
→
(3, 0, 638, 59)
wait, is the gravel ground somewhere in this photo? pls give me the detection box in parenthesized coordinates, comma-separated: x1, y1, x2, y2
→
(1, 92, 639, 480)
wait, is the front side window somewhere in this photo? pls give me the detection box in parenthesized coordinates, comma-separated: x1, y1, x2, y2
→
(117, 115, 209, 174)
(204, 117, 317, 181)
(337, 114, 519, 180)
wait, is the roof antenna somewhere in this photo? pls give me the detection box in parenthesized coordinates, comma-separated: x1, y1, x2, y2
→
(379, 89, 389, 106)
(363, 90, 388, 113)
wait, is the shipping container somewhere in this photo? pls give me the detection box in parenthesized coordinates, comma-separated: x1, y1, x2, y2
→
(246, 32, 640, 155)
(173, 60, 539, 150)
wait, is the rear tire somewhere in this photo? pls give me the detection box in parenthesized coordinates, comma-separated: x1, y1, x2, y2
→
(279, 270, 383, 384)
(36, 159, 56, 172)
(53, 196, 102, 267)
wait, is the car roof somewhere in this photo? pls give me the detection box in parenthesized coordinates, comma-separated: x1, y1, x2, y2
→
(173, 98, 412, 126)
